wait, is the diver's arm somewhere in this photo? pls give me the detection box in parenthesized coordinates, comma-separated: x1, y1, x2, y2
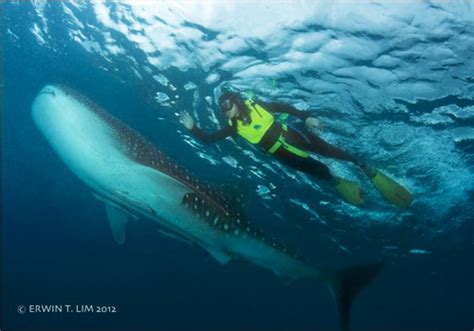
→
(261, 101, 312, 121)
(191, 125, 236, 144)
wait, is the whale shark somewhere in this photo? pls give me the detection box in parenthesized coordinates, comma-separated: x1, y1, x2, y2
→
(32, 84, 382, 331)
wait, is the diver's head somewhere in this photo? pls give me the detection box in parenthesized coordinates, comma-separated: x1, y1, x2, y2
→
(219, 91, 241, 119)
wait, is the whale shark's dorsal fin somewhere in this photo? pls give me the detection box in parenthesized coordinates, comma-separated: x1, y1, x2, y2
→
(105, 202, 130, 245)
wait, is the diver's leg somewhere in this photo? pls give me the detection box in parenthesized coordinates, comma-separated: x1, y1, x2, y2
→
(306, 132, 360, 164)
(284, 125, 361, 164)
(289, 128, 412, 207)
(274, 148, 332, 180)
(273, 147, 364, 205)
(301, 131, 376, 181)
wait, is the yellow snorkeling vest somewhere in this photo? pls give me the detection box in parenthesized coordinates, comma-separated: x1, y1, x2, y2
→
(230, 100, 275, 144)
(229, 99, 311, 158)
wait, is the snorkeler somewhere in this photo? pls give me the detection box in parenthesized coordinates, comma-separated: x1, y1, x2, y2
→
(179, 90, 412, 208)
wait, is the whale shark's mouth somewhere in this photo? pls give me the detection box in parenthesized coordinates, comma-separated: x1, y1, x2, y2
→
(39, 86, 56, 97)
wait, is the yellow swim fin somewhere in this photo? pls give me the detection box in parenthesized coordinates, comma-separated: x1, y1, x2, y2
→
(371, 169, 412, 209)
(335, 177, 364, 205)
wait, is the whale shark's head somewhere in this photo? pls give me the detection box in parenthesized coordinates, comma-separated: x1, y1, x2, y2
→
(33, 85, 69, 112)
(33, 85, 70, 134)
(32, 85, 80, 130)
(31, 84, 123, 175)
(32, 83, 116, 143)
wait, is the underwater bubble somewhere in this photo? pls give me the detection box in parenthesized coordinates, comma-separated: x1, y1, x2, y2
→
(155, 92, 170, 103)
(205, 72, 220, 84)
(222, 156, 238, 168)
(256, 185, 270, 195)
(184, 82, 197, 90)
(153, 74, 169, 86)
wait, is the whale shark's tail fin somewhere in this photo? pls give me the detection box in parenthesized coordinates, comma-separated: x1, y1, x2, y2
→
(326, 262, 384, 331)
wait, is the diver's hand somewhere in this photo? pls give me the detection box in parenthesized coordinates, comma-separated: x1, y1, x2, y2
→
(179, 112, 195, 130)
(304, 117, 321, 131)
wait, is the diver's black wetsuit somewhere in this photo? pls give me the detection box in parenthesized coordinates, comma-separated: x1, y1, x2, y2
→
(191, 101, 358, 181)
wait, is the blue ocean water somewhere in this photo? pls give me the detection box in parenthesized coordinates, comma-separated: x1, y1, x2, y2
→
(1, 1, 473, 331)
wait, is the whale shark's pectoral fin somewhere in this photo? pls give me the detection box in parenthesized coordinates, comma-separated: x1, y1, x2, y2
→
(105, 203, 130, 245)
(207, 247, 232, 265)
